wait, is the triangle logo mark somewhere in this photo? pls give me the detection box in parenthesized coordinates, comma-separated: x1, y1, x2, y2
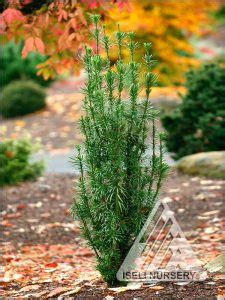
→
(117, 200, 207, 283)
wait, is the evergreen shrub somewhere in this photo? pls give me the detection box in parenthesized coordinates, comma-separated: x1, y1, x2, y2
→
(71, 15, 168, 286)
(161, 63, 225, 159)
(0, 80, 46, 118)
(0, 137, 44, 187)
(0, 41, 53, 88)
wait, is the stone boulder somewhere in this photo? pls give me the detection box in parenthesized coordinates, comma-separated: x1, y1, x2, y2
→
(176, 151, 225, 179)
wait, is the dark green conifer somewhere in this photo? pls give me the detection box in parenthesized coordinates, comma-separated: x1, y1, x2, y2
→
(71, 15, 168, 286)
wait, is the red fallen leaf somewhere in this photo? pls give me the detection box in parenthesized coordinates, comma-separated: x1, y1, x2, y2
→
(4, 255, 15, 263)
(3, 213, 21, 219)
(197, 222, 208, 229)
(64, 208, 70, 215)
(1, 220, 13, 227)
(45, 262, 58, 268)
(76, 249, 93, 257)
(0, 281, 9, 287)
(17, 203, 26, 210)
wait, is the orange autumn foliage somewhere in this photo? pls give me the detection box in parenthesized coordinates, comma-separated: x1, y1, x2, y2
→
(0, 0, 220, 84)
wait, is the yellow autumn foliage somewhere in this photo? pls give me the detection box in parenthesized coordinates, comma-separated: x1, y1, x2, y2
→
(105, 0, 219, 85)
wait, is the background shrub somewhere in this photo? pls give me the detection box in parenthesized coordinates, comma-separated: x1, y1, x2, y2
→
(0, 80, 46, 118)
(161, 63, 225, 159)
(0, 41, 53, 88)
(0, 137, 44, 187)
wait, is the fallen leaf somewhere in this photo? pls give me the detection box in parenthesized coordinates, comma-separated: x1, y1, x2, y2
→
(214, 274, 225, 280)
(1, 220, 14, 227)
(60, 286, 82, 296)
(108, 286, 129, 292)
(3, 213, 21, 219)
(200, 180, 213, 185)
(201, 186, 222, 190)
(172, 196, 180, 201)
(168, 188, 180, 193)
(202, 210, 219, 216)
(217, 295, 225, 300)
(174, 282, 189, 286)
(206, 282, 216, 285)
(17, 204, 26, 210)
(26, 290, 49, 298)
(15, 120, 25, 127)
(47, 286, 69, 298)
(149, 285, 165, 290)
(194, 193, 206, 201)
(162, 196, 172, 203)
(126, 282, 142, 290)
(20, 284, 40, 292)
(204, 227, 218, 234)
(45, 262, 58, 268)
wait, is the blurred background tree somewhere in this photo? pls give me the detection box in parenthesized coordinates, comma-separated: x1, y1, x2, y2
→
(0, 41, 53, 87)
(1, 0, 222, 85)
(106, 0, 220, 85)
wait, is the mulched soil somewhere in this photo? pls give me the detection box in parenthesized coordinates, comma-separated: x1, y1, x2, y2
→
(1, 171, 224, 298)
(0, 78, 224, 298)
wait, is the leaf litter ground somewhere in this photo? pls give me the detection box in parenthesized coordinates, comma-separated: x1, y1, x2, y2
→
(0, 172, 224, 298)
(0, 79, 224, 298)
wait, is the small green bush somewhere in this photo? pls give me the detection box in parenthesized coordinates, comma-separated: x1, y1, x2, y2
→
(0, 80, 46, 118)
(0, 41, 53, 88)
(0, 137, 44, 187)
(161, 63, 225, 159)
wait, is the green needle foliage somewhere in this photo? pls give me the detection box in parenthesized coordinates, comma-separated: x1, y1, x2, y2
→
(71, 15, 169, 287)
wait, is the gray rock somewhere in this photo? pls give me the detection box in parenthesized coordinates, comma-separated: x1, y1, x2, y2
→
(151, 96, 181, 113)
(176, 151, 225, 179)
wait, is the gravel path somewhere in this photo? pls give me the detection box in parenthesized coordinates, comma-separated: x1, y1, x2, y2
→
(32, 148, 175, 175)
